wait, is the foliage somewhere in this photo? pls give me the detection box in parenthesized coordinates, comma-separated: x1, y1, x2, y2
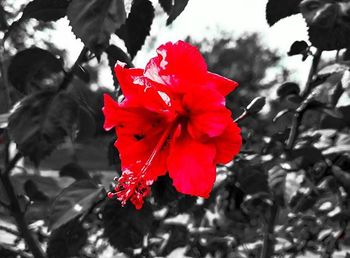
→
(0, 0, 350, 258)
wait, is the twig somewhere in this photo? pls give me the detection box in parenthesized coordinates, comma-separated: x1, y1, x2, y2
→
(58, 47, 89, 91)
(286, 49, 322, 150)
(301, 49, 322, 98)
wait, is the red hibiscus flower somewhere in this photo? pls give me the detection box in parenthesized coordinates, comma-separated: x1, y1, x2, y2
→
(103, 41, 242, 209)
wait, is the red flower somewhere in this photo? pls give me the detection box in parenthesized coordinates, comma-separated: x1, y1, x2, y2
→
(103, 41, 242, 209)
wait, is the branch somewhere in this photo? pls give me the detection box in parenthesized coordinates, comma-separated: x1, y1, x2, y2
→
(58, 47, 89, 91)
(286, 49, 322, 150)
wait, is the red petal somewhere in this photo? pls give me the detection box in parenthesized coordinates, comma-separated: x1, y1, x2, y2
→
(144, 41, 207, 93)
(207, 72, 239, 96)
(184, 89, 231, 139)
(114, 63, 144, 100)
(214, 121, 242, 164)
(167, 132, 216, 198)
(103, 94, 121, 131)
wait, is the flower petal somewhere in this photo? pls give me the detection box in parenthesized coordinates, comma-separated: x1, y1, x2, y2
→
(144, 41, 207, 93)
(184, 89, 231, 139)
(114, 62, 144, 99)
(167, 131, 216, 198)
(214, 121, 242, 164)
(207, 72, 239, 96)
(103, 94, 121, 131)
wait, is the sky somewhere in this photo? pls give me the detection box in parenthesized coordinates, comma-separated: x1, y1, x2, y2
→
(51, 0, 315, 88)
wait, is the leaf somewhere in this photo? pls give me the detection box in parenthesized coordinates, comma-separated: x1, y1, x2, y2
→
(4, 0, 70, 39)
(67, 0, 126, 57)
(300, 1, 350, 50)
(266, 0, 302, 26)
(24, 179, 49, 202)
(288, 41, 309, 56)
(237, 166, 269, 195)
(8, 90, 79, 164)
(59, 162, 91, 181)
(101, 199, 153, 252)
(166, 0, 189, 25)
(268, 165, 287, 206)
(289, 147, 323, 169)
(158, 0, 172, 14)
(276, 82, 300, 98)
(105, 44, 133, 90)
(116, 0, 154, 59)
(47, 218, 88, 258)
(8, 48, 64, 94)
(49, 179, 104, 231)
(19, 0, 70, 22)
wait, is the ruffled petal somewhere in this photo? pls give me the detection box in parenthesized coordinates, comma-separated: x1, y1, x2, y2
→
(207, 72, 239, 96)
(214, 121, 242, 164)
(144, 41, 208, 93)
(167, 131, 216, 198)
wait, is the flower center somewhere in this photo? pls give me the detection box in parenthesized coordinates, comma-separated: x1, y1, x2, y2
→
(108, 118, 180, 209)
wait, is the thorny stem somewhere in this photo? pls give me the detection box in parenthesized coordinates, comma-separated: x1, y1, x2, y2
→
(261, 49, 322, 258)
(58, 46, 89, 91)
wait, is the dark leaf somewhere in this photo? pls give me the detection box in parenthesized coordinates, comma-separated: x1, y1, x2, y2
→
(246, 96, 266, 114)
(18, 0, 69, 22)
(268, 165, 286, 206)
(277, 82, 300, 98)
(67, 0, 126, 57)
(289, 147, 323, 169)
(158, 0, 172, 14)
(289, 189, 318, 212)
(59, 162, 91, 181)
(116, 0, 154, 59)
(237, 166, 269, 194)
(288, 40, 309, 56)
(47, 218, 87, 258)
(8, 90, 79, 164)
(4, 0, 70, 39)
(105, 44, 133, 90)
(301, 1, 350, 50)
(49, 179, 104, 231)
(102, 199, 153, 252)
(8, 48, 64, 94)
(266, 0, 302, 26)
(166, 0, 189, 25)
(24, 179, 49, 202)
